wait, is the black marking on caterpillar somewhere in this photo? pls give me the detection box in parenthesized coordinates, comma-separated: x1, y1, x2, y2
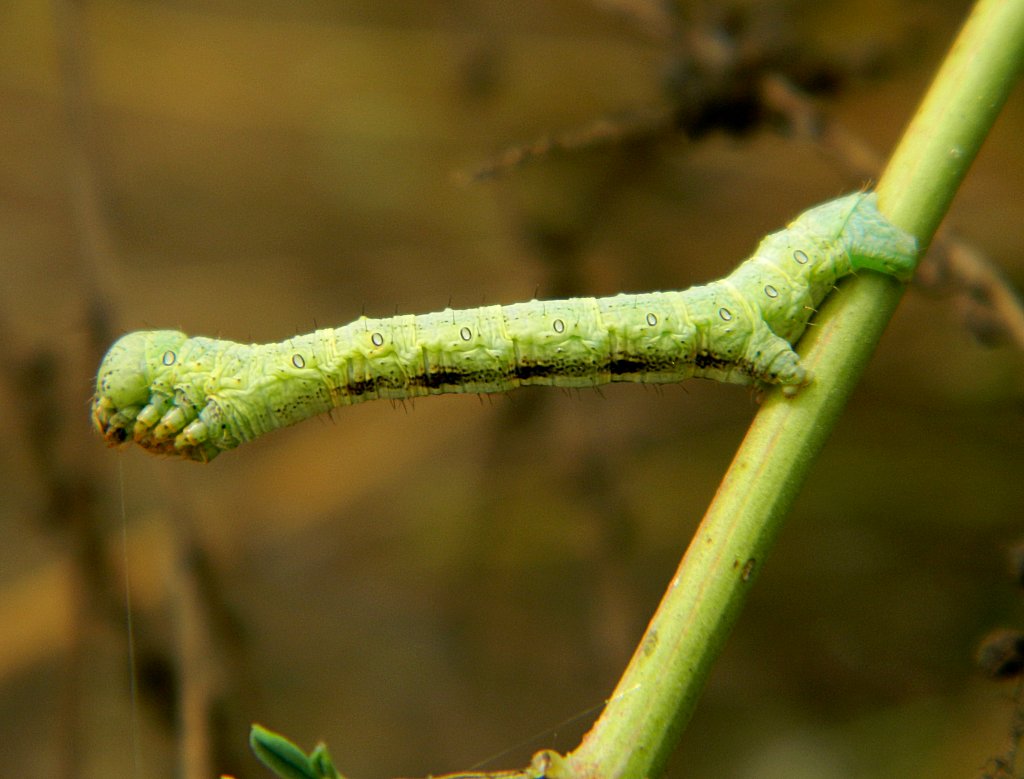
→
(91, 193, 917, 461)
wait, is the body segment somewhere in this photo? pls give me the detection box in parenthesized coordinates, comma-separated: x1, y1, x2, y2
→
(92, 192, 917, 461)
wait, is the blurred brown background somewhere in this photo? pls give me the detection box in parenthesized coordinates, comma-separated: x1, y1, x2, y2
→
(1, 1, 1023, 777)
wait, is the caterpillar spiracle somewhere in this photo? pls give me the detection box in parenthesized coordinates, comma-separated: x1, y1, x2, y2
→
(92, 192, 918, 462)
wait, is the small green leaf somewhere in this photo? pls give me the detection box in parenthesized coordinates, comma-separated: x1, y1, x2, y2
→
(250, 724, 319, 779)
(309, 744, 344, 779)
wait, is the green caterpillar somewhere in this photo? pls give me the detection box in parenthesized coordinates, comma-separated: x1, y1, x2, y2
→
(92, 192, 917, 462)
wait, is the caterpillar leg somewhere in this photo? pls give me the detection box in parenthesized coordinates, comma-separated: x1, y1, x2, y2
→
(94, 391, 218, 461)
(174, 408, 231, 463)
(136, 398, 222, 462)
(761, 349, 810, 396)
(737, 325, 811, 394)
(129, 402, 221, 462)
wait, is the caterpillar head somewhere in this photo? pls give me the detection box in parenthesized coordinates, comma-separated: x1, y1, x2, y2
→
(91, 330, 189, 451)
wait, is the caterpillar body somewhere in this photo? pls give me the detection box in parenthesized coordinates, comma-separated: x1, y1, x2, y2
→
(92, 193, 917, 462)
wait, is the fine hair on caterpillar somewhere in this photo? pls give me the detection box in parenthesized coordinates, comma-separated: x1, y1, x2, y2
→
(92, 192, 917, 462)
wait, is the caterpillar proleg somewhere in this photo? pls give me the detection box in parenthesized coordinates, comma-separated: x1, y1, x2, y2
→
(92, 192, 917, 461)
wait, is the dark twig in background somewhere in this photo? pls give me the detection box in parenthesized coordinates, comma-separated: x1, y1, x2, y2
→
(974, 541, 1024, 778)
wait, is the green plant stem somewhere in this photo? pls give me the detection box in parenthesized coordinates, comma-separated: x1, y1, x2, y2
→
(567, 2, 1024, 777)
